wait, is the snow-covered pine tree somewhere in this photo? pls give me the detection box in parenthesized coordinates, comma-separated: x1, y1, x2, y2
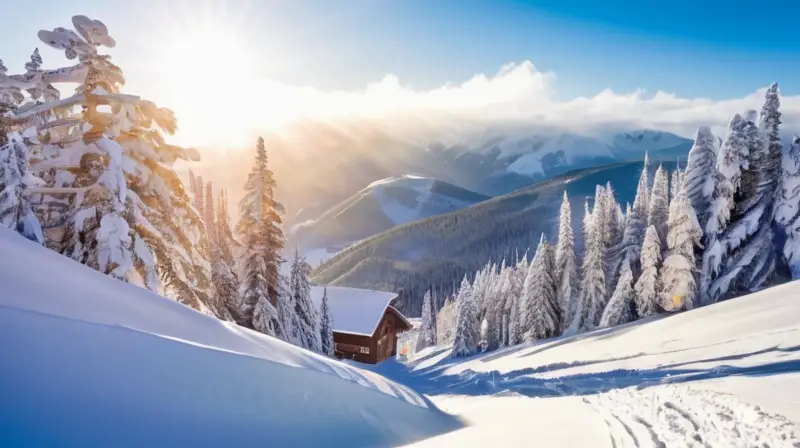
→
(636, 152, 651, 218)
(577, 187, 608, 331)
(520, 234, 560, 340)
(599, 266, 635, 328)
(684, 126, 718, 234)
(319, 287, 334, 357)
(635, 225, 662, 317)
(777, 136, 800, 277)
(204, 181, 217, 247)
(648, 164, 670, 247)
(210, 188, 241, 322)
(610, 157, 651, 297)
(236, 137, 286, 327)
(17, 17, 215, 311)
(452, 275, 478, 357)
(416, 289, 436, 351)
(276, 275, 294, 341)
(701, 112, 765, 303)
(660, 179, 703, 311)
(554, 191, 579, 332)
(289, 249, 320, 351)
(604, 183, 624, 294)
(0, 134, 44, 243)
(739, 83, 783, 289)
(216, 189, 238, 265)
(194, 175, 204, 220)
(436, 295, 457, 346)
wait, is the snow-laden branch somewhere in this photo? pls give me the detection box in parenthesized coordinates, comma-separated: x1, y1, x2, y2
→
(25, 183, 100, 196)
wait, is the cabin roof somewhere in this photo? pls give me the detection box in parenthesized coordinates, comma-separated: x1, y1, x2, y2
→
(310, 285, 408, 337)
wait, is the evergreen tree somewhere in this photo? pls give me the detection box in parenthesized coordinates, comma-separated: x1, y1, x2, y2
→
(507, 293, 520, 346)
(452, 275, 478, 357)
(603, 183, 624, 294)
(554, 191, 578, 332)
(0, 134, 43, 243)
(252, 294, 281, 337)
(236, 137, 286, 326)
(635, 225, 662, 317)
(578, 188, 608, 331)
(684, 126, 718, 232)
(319, 287, 334, 357)
(520, 234, 560, 340)
(635, 152, 651, 219)
(22, 17, 214, 310)
(599, 266, 635, 328)
(648, 164, 670, 247)
(611, 158, 651, 292)
(212, 188, 242, 323)
(777, 136, 800, 277)
(740, 83, 783, 289)
(204, 181, 217, 247)
(416, 289, 436, 351)
(216, 189, 238, 265)
(660, 181, 703, 311)
(289, 249, 320, 351)
(194, 175, 204, 220)
(702, 112, 764, 303)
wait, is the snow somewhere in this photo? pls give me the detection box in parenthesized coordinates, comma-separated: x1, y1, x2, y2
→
(0, 229, 461, 447)
(368, 280, 800, 447)
(310, 285, 403, 336)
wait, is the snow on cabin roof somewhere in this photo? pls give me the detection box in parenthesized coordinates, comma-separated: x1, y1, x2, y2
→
(310, 285, 407, 337)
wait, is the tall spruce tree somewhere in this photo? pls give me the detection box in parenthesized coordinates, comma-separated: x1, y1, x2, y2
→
(684, 126, 718, 232)
(19, 17, 215, 310)
(648, 164, 670, 248)
(578, 187, 608, 331)
(289, 249, 320, 351)
(741, 83, 782, 289)
(236, 137, 285, 327)
(612, 158, 651, 287)
(635, 225, 662, 317)
(554, 191, 579, 332)
(416, 289, 436, 351)
(777, 136, 800, 277)
(520, 234, 560, 340)
(319, 287, 334, 357)
(660, 179, 703, 311)
(452, 275, 478, 357)
(702, 113, 762, 303)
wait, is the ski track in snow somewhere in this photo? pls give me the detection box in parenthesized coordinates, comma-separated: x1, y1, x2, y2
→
(584, 386, 800, 448)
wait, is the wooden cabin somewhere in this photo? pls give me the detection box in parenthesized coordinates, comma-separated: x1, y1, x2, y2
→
(310, 285, 412, 364)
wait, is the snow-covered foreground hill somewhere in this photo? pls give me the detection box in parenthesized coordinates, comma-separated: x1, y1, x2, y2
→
(367, 283, 800, 447)
(0, 229, 461, 447)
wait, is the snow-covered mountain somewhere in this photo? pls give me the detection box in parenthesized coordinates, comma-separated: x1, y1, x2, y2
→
(0, 228, 461, 446)
(291, 175, 490, 265)
(503, 130, 691, 177)
(373, 281, 800, 447)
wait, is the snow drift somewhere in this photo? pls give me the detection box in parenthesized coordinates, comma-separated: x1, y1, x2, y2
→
(0, 229, 461, 447)
(372, 280, 800, 447)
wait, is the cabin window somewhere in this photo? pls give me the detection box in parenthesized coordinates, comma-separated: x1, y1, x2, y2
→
(335, 342, 369, 355)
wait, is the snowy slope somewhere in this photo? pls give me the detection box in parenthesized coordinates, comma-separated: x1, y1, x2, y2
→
(0, 229, 461, 447)
(291, 175, 490, 262)
(369, 282, 800, 447)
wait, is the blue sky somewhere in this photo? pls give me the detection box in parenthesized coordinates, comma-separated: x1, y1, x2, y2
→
(1, 0, 798, 100)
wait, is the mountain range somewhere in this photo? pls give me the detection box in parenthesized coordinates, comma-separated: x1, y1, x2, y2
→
(311, 159, 680, 315)
(289, 175, 490, 266)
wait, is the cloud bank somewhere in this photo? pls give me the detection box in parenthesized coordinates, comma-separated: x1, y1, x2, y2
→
(175, 61, 800, 148)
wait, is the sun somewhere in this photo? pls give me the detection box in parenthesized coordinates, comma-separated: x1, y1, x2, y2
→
(153, 12, 287, 149)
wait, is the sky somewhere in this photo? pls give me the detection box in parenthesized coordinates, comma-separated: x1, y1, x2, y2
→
(1, 0, 799, 147)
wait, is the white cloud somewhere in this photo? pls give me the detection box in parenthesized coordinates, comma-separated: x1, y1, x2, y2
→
(172, 60, 800, 148)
